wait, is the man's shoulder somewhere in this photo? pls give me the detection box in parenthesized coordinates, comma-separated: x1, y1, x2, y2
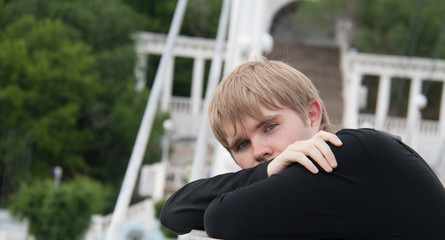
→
(336, 128, 401, 141)
(334, 128, 403, 155)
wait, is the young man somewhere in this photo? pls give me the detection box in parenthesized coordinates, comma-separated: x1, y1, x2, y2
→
(161, 60, 445, 240)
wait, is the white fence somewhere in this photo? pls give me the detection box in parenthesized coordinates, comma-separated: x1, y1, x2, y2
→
(342, 51, 445, 183)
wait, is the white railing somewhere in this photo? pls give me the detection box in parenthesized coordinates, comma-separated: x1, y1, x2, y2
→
(169, 96, 203, 115)
(0, 209, 31, 240)
(178, 230, 220, 240)
(84, 199, 155, 240)
(342, 51, 445, 131)
(342, 51, 445, 183)
(358, 114, 440, 139)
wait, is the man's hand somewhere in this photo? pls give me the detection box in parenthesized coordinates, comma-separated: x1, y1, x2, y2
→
(267, 131, 342, 177)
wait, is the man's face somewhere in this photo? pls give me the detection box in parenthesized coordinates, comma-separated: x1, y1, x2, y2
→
(222, 106, 315, 169)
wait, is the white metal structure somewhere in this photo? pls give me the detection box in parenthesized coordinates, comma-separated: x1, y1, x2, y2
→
(189, 0, 231, 181)
(105, 0, 189, 239)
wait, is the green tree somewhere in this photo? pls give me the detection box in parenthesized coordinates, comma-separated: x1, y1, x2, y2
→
(183, 0, 222, 38)
(0, 15, 99, 180)
(9, 176, 110, 240)
(1, 0, 149, 50)
(123, 0, 177, 33)
(296, 0, 445, 119)
(0, 0, 159, 201)
(0, 0, 219, 209)
(296, 0, 445, 58)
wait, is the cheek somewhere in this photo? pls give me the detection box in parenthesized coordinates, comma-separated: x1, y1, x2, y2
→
(277, 128, 312, 149)
(274, 136, 294, 153)
(233, 154, 256, 169)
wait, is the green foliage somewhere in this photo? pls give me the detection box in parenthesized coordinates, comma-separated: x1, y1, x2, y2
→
(86, 83, 169, 186)
(0, 15, 98, 179)
(123, 0, 177, 33)
(183, 0, 222, 38)
(354, 0, 417, 55)
(0, 0, 216, 212)
(123, 0, 222, 37)
(145, 111, 171, 165)
(2, 0, 149, 51)
(154, 199, 177, 239)
(0, 0, 157, 204)
(96, 44, 137, 89)
(48, 0, 149, 51)
(9, 176, 110, 240)
(172, 58, 193, 97)
(293, 0, 353, 41)
(86, 83, 149, 188)
(154, 198, 165, 219)
(297, 0, 445, 58)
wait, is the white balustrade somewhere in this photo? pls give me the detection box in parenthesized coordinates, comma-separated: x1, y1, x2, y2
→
(132, 32, 226, 118)
(178, 230, 220, 240)
(85, 199, 155, 240)
(169, 96, 200, 115)
(343, 51, 445, 183)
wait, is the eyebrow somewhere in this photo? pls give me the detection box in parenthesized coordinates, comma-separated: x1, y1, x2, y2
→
(255, 115, 278, 129)
(229, 138, 242, 151)
(228, 130, 246, 151)
(228, 114, 279, 150)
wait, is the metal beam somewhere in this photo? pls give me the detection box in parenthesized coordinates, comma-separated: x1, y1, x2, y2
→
(105, 0, 189, 239)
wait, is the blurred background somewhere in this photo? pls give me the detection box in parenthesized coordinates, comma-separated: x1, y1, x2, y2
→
(1, 0, 445, 239)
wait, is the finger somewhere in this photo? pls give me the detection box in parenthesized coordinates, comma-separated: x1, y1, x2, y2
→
(311, 132, 341, 168)
(286, 151, 320, 174)
(288, 143, 332, 173)
(313, 138, 337, 168)
(326, 135, 343, 146)
(316, 131, 343, 146)
(304, 143, 334, 172)
(296, 153, 319, 174)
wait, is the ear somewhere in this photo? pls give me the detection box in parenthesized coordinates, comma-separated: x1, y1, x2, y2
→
(307, 100, 322, 134)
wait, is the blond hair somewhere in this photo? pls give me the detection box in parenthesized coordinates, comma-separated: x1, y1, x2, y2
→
(208, 60, 333, 150)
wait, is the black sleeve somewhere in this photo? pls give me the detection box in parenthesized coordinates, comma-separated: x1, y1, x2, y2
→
(203, 131, 374, 240)
(203, 129, 445, 240)
(160, 160, 269, 235)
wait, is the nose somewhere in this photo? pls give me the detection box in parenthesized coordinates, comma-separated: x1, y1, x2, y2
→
(252, 139, 272, 163)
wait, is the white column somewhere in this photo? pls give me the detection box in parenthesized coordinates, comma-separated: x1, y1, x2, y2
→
(439, 81, 445, 137)
(375, 74, 391, 130)
(249, 0, 266, 59)
(224, 0, 244, 73)
(191, 58, 205, 116)
(406, 76, 426, 146)
(161, 57, 175, 112)
(135, 53, 147, 91)
(406, 76, 423, 126)
(342, 72, 361, 128)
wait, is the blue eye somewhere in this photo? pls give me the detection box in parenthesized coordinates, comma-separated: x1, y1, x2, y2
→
(265, 123, 277, 132)
(238, 140, 249, 150)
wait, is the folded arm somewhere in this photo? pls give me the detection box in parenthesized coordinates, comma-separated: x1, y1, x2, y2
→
(161, 131, 342, 235)
(160, 161, 269, 235)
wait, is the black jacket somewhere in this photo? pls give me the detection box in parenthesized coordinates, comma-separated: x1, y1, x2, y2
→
(161, 129, 445, 240)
